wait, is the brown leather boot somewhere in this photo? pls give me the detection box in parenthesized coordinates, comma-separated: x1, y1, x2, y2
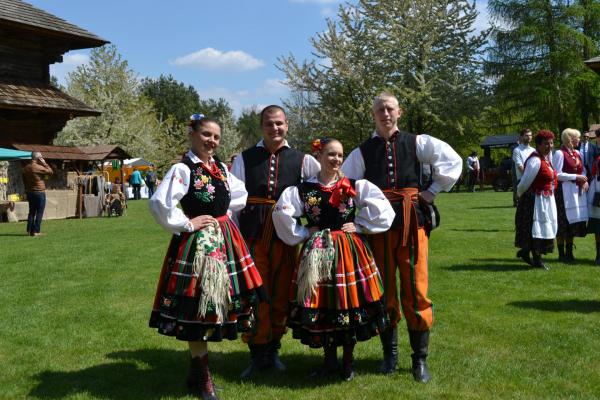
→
(187, 355, 219, 400)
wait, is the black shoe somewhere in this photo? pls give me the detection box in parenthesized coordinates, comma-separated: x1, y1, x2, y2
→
(341, 365, 354, 381)
(595, 243, 600, 265)
(516, 249, 532, 266)
(532, 253, 549, 270)
(565, 243, 575, 263)
(240, 344, 268, 380)
(409, 330, 431, 383)
(309, 345, 338, 379)
(557, 243, 567, 263)
(266, 340, 286, 371)
(379, 327, 398, 374)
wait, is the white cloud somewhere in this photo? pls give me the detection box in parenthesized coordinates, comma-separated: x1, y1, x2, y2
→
(49, 52, 90, 85)
(321, 6, 336, 16)
(199, 78, 289, 116)
(171, 47, 265, 71)
(256, 78, 289, 96)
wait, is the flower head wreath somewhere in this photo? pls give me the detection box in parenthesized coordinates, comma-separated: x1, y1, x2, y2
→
(188, 113, 205, 133)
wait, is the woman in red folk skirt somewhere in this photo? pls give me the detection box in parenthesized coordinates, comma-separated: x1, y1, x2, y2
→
(149, 114, 265, 399)
(272, 138, 395, 381)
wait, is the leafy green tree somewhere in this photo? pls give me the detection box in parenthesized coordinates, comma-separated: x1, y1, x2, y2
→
(236, 106, 263, 150)
(486, 0, 600, 134)
(279, 0, 488, 150)
(54, 45, 177, 170)
(139, 74, 200, 125)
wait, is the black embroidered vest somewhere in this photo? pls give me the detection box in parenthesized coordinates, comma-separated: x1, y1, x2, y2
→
(298, 181, 357, 231)
(179, 157, 231, 218)
(238, 145, 305, 240)
(359, 132, 423, 228)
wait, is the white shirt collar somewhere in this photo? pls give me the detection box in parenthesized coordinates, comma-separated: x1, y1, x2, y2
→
(185, 150, 214, 165)
(257, 139, 290, 149)
(371, 128, 400, 139)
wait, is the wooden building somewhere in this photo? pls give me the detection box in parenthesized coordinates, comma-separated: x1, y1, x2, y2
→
(584, 55, 600, 75)
(0, 0, 108, 147)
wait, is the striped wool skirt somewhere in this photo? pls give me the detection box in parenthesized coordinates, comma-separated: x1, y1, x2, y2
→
(149, 216, 266, 342)
(288, 230, 387, 348)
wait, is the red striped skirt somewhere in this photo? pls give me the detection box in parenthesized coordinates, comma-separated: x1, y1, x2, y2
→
(149, 216, 266, 341)
(288, 231, 387, 347)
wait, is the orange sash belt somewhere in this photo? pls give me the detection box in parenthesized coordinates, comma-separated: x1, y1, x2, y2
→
(383, 188, 420, 259)
(247, 196, 277, 247)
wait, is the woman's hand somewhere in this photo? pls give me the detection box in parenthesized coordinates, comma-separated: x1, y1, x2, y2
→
(341, 222, 356, 233)
(189, 215, 217, 231)
(576, 175, 588, 184)
(583, 181, 590, 192)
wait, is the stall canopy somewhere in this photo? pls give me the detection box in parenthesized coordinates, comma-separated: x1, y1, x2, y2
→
(0, 147, 31, 161)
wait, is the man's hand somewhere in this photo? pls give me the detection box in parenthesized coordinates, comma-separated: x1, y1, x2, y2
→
(419, 190, 435, 204)
(576, 175, 588, 184)
(189, 215, 217, 231)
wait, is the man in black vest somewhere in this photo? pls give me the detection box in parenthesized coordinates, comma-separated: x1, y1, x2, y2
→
(341, 92, 461, 383)
(231, 105, 320, 379)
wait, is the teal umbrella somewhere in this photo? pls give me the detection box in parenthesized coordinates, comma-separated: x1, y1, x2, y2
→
(0, 148, 32, 161)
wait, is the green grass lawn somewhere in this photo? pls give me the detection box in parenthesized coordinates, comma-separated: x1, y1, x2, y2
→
(1, 192, 599, 399)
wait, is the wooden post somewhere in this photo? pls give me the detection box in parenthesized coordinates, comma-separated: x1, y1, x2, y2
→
(78, 178, 83, 219)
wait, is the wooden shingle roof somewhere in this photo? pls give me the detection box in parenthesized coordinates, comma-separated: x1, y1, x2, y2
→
(12, 144, 131, 161)
(0, 80, 100, 116)
(0, 0, 108, 49)
(585, 55, 600, 74)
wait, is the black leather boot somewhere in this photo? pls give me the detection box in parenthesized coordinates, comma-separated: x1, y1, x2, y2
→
(557, 243, 566, 262)
(341, 343, 355, 381)
(595, 242, 600, 265)
(409, 330, 431, 383)
(309, 345, 338, 378)
(532, 252, 549, 270)
(266, 340, 286, 371)
(516, 248, 532, 266)
(379, 327, 398, 374)
(187, 355, 219, 400)
(565, 243, 575, 263)
(240, 344, 267, 380)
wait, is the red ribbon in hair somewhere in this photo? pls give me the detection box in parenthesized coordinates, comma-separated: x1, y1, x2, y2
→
(311, 138, 323, 153)
(328, 177, 357, 207)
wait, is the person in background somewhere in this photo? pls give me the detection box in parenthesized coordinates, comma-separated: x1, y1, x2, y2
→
(512, 128, 535, 206)
(466, 151, 480, 192)
(515, 130, 558, 270)
(145, 166, 157, 198)
(553, 128, 589, 263)
(148, 114, 265, 399)
(129, 168, 143, 200)
(579, 130, 597, 177)
(272, 138, 394, 381)
(22, 152, 53, 237)
(341, 92, 462, 383)
(586, 129, 600, 265)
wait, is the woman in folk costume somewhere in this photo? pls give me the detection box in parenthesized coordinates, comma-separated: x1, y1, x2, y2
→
(586, 130, 600, 265)
(149, 114, 265, 400)
(515, 130, 558, 270)
(272, 138, 395, 380)
(552, 128, 589, 263)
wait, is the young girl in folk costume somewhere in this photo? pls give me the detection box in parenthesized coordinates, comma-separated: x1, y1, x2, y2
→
(272, 138, 395, 380)
(149, 114, 265, 400)
(553, 128, 589, 263)
(515, 130, 558, 270)
(586, 130, 600, 264)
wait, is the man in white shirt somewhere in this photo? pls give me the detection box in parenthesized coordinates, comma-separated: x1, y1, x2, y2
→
(341, 92, 462, 383)
(512, 128, 535, 205)
(466, 151, 480, 192)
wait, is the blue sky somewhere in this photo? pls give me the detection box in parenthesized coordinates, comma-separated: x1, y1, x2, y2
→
(29, 0, 490, 116)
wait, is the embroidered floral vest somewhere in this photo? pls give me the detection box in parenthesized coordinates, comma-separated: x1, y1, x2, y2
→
(179, 157, 231, 218)
(298, 179, 357, 230)
(525, 152, 557, 196)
